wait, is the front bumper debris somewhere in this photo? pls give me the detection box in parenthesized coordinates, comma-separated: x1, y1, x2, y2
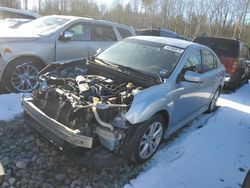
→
(22, 97, 93, 148)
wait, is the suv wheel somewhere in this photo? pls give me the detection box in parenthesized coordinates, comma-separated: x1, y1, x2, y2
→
(4, 58, 44, 92)
(123, 115, 165, 163)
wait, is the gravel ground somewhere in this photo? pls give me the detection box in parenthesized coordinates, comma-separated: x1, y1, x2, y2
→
(0, 115, 144, 188)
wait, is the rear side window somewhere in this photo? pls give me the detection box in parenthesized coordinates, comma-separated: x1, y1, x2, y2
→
(136, 30, 160, 36)
(93, 24, 117, 41)
(66, 23, 91, 41)
(202, 50, 216, 72)
(193, 37, 239, 58)
(117, 27, 133, 38)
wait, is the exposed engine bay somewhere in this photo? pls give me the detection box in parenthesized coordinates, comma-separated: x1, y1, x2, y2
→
(29, 59, 150, 152)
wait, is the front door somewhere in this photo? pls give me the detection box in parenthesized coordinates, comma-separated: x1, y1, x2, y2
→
(56, 22, 92, 61)
(171, 49, 210, 125)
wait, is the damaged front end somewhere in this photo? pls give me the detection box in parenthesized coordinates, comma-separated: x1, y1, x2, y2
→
(22, 59, 147, 153)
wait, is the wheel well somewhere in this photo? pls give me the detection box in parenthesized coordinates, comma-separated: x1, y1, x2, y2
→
(218, 85, 223, 92)
(2, 56, 46, 78)
(9, 56, 46, 68)
(156, 110, 169, 127)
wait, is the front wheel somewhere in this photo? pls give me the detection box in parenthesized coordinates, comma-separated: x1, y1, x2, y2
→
(123, 115, 165, 163)
(4, 58, 44, 92)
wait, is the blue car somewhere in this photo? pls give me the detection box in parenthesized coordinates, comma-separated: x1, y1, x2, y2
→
(22, 36, 225, 164)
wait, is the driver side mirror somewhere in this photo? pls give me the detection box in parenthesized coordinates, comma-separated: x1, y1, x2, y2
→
(184, 71, 201, 83)
(59, 31, 74, 41)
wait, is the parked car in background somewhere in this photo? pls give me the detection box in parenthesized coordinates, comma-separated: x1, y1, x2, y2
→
(136, 28, 189, 41)
(0, 6, 40, 20)
(0, 18, 31, 29)
(22, 36, 225, 164)
(193, 36, 250, 89)
(0, 15, 135, 92)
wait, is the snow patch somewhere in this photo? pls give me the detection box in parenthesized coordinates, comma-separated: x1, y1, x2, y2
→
(125, 84, 250, 188)
(0, 93, 30, 121)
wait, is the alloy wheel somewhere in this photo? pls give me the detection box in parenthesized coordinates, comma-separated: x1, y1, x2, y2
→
(139, 121, 163, 159)
(11, 63, 39, 92)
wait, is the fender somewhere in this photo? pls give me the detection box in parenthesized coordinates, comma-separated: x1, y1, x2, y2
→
(125, 83, 172, 125)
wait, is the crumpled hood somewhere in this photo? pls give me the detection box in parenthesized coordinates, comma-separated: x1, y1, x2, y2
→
(0, 29, 41, 42)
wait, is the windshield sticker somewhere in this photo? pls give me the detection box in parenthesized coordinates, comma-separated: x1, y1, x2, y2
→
(163, 46, 184, 53)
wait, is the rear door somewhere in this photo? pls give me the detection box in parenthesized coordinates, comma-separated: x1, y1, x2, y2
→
(56, 22, 92, 61)
(201, 49, 220, 99)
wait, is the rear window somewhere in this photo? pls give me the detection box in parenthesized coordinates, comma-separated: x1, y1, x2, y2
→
(193, 37, 239, 58)
(118, 27, 133, 38)
(136, 30, 160, 36)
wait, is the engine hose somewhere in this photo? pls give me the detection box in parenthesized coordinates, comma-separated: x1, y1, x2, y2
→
(92, 106, 114, 131)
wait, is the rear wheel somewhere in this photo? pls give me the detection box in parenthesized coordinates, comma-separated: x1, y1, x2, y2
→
(4, 57, 44, 92)
(123, 115, 165, 163)
(207, 88, 220, 112)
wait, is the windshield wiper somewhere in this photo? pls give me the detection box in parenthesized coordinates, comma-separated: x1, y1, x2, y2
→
(115, 64, 160, 81)
(90, 57, 118, 68)
(89, 57, 161, 82)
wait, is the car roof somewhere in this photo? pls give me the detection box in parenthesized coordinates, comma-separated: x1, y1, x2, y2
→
(0, 6, 40, 19)
(194, 36, 239, 42)
(48, 15, 133, 30)
(128, 36, 198, 49)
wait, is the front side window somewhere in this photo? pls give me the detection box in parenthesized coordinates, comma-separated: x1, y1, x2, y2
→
(93, 24, 117, 41)
(66, 23, 91, 41)
(183, 50, 202, 73)
(202, 50, 215, 72)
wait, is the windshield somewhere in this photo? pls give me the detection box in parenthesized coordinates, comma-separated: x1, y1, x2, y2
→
(18, 16, 70, 35)
(97, 38, 184, 77)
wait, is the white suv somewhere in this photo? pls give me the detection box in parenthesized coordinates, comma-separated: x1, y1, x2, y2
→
(0, 15, 135, 92)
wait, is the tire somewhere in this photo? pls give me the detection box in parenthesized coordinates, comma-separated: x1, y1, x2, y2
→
(4, 57, 44, 93)
(123, 115, 165, 164)
(207, 88, 220, 112)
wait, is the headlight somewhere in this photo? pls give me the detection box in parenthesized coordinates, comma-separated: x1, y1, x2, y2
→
(112, 112, 128, 129)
